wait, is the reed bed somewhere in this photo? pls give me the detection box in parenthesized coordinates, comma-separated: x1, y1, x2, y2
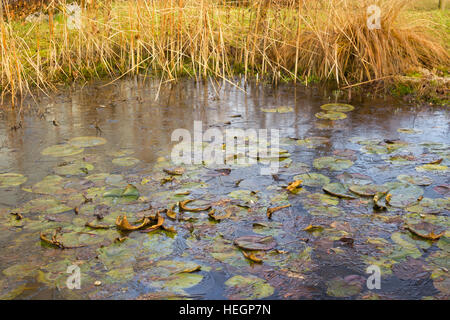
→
(1, 0, 449, 105)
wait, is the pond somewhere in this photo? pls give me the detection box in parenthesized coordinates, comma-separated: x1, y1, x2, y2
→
(0, 78, 448, 299)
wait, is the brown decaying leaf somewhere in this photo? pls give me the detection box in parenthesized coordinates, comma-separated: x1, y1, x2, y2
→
(304, 225, 323, 232)
(166, 204, 177, 220)
(242, 251, 263, 263)
(114, 236, 128, 243)
(85, 221, 110, 229)
(286, 180, 302, 193)
(267, 204, 291, 219)
(163, 167, 185, 175)
(10, 212, 23, 220)
(40, 230, 86, 249)
(179, 199, 211, 212)
(140, 212, 165, 233)
(115, 215, 150, 231)
(175, 265, 202, 274)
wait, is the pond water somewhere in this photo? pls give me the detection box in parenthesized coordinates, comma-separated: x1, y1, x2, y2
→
(0, 79, 448, 300)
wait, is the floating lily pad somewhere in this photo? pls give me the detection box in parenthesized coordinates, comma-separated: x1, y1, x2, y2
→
(315, 111, 347, 120)
(41, 144, 84, 157)
(54, 161, 94, 176)
(31, 175, 72, 195)
(294, 173, 330, 187)
(68, 136, 107, 148)
(261, 106, 293, 113)
(323, 183, 356, 199)
(349, 184, 389, 197)
(297, 136, 330, 148)
(326, 276, 362, 297)
(388, 184, 424, 208)
(397, 174, 433, 186)
(225, 275, 274, 299)
(0, 173, 27, 188)
(434, 185, 450, 196)
(313, 156, 353, 171)
(234, 235, 276, 251)
(397, 128, 423, 134)
(320, 103, 355, 112)
(112, 157, 140, 167)
(416, 164, 448, 172)
(337, 172, 372, 185)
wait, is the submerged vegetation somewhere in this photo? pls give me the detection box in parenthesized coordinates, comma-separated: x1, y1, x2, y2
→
(1, 0, 449, 105)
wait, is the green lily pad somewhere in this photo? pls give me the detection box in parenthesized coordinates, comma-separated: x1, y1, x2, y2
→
(31, 175, 72, 195)
(349, 184, 389, 197)
(0, 173, 27, 188)
(397, 174, 433, 186)
(225, 275, 274, 299)
(388, 184, 424, 208)
(315, 111, 347, 120)
(406, 198, 449, 215)
(326, 276, 362, 297)
(313, 156, 353, 171)
(68, 136, 107, 148)
(320, 103, 355, 112)
(337, 172, 372, 185)
(112, 157, 140, 167)
(41, 144, 84, 157)
(54, 161, 94, 176)
(294, 173, 330, 187)
(323, 183, 356, 199)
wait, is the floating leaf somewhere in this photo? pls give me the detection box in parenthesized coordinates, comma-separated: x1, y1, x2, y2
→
(267, 204, 291, 219)
(225, 275, 274, 299)
(320, 103, 354, 112)
(405, 222, 445, 241)
(286, 180, 302, 193)
(397, 174, 433, 186)
(112, 157, 140, 167)
(68, 136, 107, 148)
(41, 144, 84, 157)
(315, 111, 347, 120)
(297, 136, 330, 148)
(326, 276, 362, 297)
(323, 183, 356, 199)
(337, 172, 372, 185)
(349, 184, 389, 197)
(179, 199, 211, 212)
(416, 164, 448, 172)
(397, 128, 423, 134)
(115, 215, 150, 231)
(261, 106, 293, 113)
(313, 156, 353, 171)
(0, 173, 27, 188)
(234, 236, 276, 251)
(294, 173, 330, 187)
(54, 161, 94, 176)
(388, 184, 424, 208)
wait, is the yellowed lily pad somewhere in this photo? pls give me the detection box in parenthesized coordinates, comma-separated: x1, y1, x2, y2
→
(112, 157, 140, 167)
(313, 156, 353, 171)
(0, 173, 27, 188)
(320, 103, 354, 112)
(41, 144, 84, 157)
(315, 111, 347, 120)
(68, 136, 107, 148)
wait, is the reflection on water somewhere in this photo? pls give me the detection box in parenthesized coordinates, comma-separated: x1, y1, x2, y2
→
(0, 78, 448, 300)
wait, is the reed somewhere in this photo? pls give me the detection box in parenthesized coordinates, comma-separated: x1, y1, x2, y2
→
(1, 0, 449, 105)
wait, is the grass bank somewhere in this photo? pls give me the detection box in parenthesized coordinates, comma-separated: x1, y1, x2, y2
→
(1, 0, 449, 106)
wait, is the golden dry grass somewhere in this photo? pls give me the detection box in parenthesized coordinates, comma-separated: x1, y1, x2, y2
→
(1, 0, 449, 105)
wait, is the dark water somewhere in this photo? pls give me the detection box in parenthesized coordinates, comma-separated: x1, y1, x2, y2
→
(0, 78, 448, 300)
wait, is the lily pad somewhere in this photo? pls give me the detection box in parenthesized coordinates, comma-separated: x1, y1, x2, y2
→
(323, 183, 356, 199)
(397, 174, 433, 186)
(112, 157, 140, 167)
(297, 136, 330, 148)
(225, 275, 274, 299)
(68, 136, 107, 148)
(0, 173, 27, 188)
(397, 128, 423, 134)
(416, 164, 448, 172)
(337, 172, 372, 185)
(349, 184, 389, 197)
(320, 103, 355, 112)
(234, 235, 276, 251)
(388, 184, 424, 208)
(54, 161, 94, 176)
(326, 276, 362, 297)
(261, 106, 293, 113)
(315, 111, 347, 120)
(294, 173, 330, 187)
(41, 144, 84, 157)
(313, 156, 353, 171)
